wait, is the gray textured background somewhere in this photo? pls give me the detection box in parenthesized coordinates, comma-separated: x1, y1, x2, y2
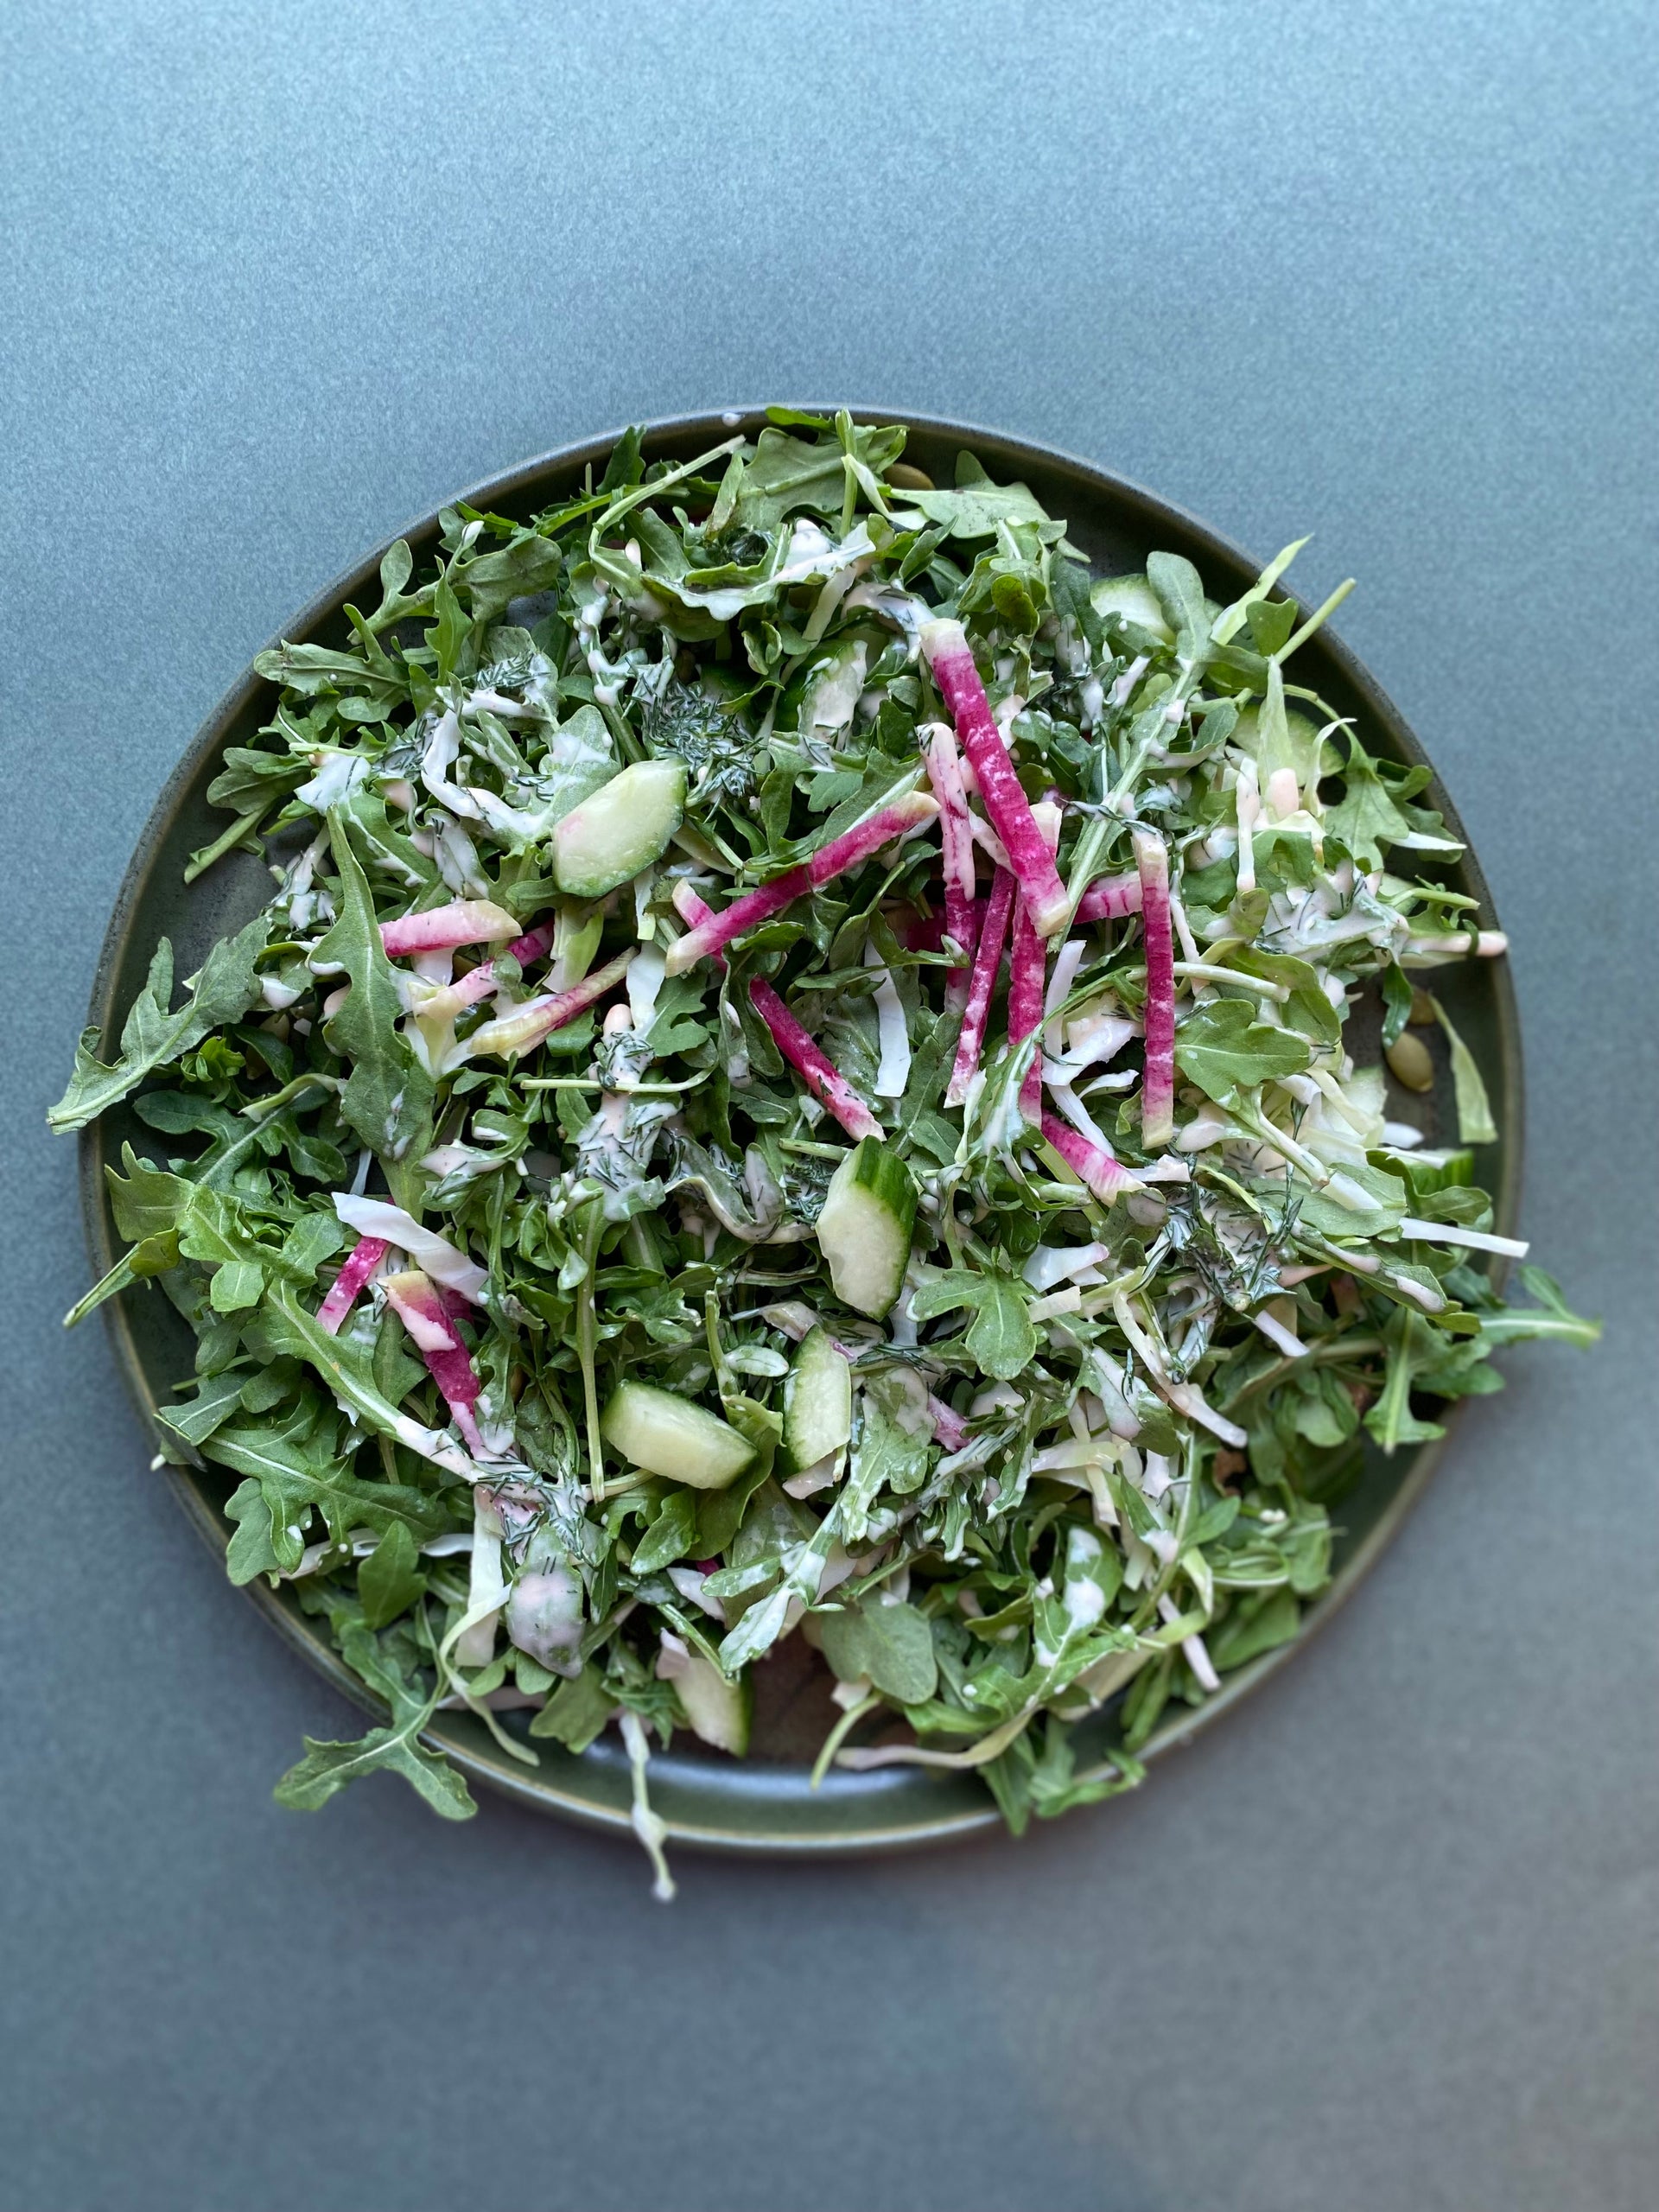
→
(3, 3, 1655, 2208)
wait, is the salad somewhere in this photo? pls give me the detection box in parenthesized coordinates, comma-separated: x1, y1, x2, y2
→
(54, 411, 1596, 1895)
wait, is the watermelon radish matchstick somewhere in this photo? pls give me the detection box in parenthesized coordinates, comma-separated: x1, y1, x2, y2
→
(747, 977, 881, 1140)
(671, 880, 726, 968)
(379, 899, 519, 957)
(315, 1235, 391, 1334)
(466, 945, 638, 1059)
(381, 1268, 486, 1451)
(921, 620, 1070, 937)
(1039, 1111, 1141, 1203)
(944, 868, 1016, 1109)
(1134, 830, 1175, 1147)
(664, 791, 938, 976)
(1074, 870, 1144, 925)
(1008, 803, 1061, 1120)
(922, 722, 979, 1004)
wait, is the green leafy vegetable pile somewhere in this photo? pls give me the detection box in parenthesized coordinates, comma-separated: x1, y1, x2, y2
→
(53, 410, 1596, 1893)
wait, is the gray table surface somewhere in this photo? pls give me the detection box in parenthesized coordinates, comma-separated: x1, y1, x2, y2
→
(3, 3, 1655, 2207)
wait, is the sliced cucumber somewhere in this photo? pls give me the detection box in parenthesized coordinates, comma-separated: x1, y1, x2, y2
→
(815, 1137, 917, 1320)
(668, 1647, 752, 1756)
(552, 758, 686, 899)
(783, 1326, 852, 1470)
(600, 1381, 755, 1490)
(1090, 574, 1173, 645)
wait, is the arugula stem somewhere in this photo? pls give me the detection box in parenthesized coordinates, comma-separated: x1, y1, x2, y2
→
(575, 1200, 607, 1499)
(810, 1691, 881, 1788)
(183, 806, 268, 885)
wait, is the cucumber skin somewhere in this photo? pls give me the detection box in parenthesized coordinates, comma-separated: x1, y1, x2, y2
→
(783, 1326, 853, 1470)
(671, 1650, 752, 1756)
(599, 1380, 754, 1490)
(817, 1138, 917, 1319)
(553, 759, 686, 899)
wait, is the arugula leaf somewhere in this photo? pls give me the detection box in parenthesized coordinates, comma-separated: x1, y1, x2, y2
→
(200, 1395, 446, 1573)
(1429, 995, 1498, 1144)
(359, 1522, 429, 1629)
(909, 1266, 1038, 1382)
(1294, 1159, 1408, 1240)
(1147, 550, 1211, 654)
(48, 914, 268, 1132)
(632, 1491, 700, 1574)
(1173, 998, 1311, 1103)
(452, 527, 563, 624)
(1325, 731, 1441, 870)
(315, 810, 434, 1182)
(818, 1598, 938, 1703)
(529, 1667, 617, 1750)
(206, 744, 313, 816)
(1475, 1268, 1601, 1350)
(842, 1387, 931, 1545)
(897, 477, 1053, 542)
(734, 423, 906, 531)
(1217, 946, 1342, 1049)
(273, 1618, 474, 1821)
(1381, 961, 1414, 1048)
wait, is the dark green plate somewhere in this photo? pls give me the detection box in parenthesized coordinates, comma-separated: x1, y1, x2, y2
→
(80, 410, 1521, 1853)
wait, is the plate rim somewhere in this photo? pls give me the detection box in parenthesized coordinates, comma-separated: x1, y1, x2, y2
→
(78, 406, 1523, 1853)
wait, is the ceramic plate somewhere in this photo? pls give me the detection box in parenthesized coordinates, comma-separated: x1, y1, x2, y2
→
(80, 411, 1521, 1852)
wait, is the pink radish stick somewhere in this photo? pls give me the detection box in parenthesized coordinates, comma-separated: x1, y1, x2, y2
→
(664, 791, 938, 976)
(1074, 870, 1145, 925)
(899, 899, 985, 956)
(944, 868, 1016, 1109)
(1007, 804, 1061, 1121)
(921, 620, 1069, 936)
(671, 880, 727, 969)
(379, 899, 518, 957)
(1039, 1111, 1141, 1203)
(505, 917, 556, 968)
(315, 1235, 391, 1334)
(663, 868, 808, 973)
(412, 960, 506, 1024)
(382, 1268, 486, 1452)
(1134, 830, 1175, 1147)
(748, 976, 881, 1141)
(805, 789, 938, 887)
(923, 723, 979, 1003)
(410, 921, 556, 1024)
(1009, 893, 1047, 1121)
(465, 945, 637, 1059)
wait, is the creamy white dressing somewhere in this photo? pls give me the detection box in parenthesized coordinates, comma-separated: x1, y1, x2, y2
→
(418, 709, 480, 821)
(434, 818, 489, 899)
(295, 751, 370, 811)
(802, 637, 868, 736)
